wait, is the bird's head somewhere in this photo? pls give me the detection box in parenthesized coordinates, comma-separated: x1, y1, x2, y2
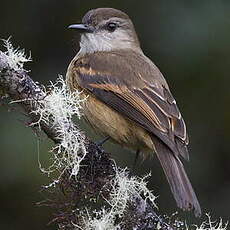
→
(68, 8, 140, 54)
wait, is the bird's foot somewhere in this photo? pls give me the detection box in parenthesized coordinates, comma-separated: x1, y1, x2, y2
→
(96, 136, 110, 147)
(132, 149, 140, 172)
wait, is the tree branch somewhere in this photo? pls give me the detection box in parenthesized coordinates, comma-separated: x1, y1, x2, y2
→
(0, 40, 181, 230)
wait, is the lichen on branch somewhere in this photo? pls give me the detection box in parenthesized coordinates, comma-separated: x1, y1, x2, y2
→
(0, 39, 227, 230)
(1, 37, 31, 71)
(32, 76, 87, 177)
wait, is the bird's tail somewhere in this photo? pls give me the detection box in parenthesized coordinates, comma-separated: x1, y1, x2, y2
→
(154, 140, 201, 217)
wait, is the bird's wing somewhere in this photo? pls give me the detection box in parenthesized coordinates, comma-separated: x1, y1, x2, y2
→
(68, 51, 202, 215)
(70, 51, 189, 160)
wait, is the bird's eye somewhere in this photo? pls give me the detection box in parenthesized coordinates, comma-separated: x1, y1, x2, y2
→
(107, 22, 117, 32)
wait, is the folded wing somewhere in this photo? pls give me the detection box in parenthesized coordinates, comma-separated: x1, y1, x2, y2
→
(68, 51, 201, 216)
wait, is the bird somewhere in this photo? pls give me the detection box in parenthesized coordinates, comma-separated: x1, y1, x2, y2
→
(66, 7, 201, 217)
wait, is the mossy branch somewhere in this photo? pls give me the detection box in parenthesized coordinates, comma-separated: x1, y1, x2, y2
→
(0, 40, 227, 230)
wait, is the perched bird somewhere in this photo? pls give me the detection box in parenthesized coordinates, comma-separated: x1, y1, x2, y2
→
(66, 8, 201, 216)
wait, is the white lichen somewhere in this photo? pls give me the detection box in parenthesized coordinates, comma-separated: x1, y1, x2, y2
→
(195, 215, 228, 230)
(74, 176, 229, 230)
(33, 76, 87, 177)
(2, 38, 31, 71)
(173, 214, 228, 230)
(74, 167, 157, 230)
(107, 168, 157, 216)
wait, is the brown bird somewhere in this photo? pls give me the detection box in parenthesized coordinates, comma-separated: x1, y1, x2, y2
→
(66, 8, 201, 216)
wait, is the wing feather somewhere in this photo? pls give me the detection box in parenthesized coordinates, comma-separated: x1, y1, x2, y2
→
(72, 52, 189, 159)
(67, 51, 198, 213)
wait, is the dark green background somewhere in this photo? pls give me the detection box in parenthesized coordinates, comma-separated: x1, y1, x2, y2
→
(1, 0, 229, 229)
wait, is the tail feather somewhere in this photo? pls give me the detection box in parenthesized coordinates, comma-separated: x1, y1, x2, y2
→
(154, 139, 201, 217)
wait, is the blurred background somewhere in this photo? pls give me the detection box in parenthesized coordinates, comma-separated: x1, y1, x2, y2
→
(1, 0, 230, 229)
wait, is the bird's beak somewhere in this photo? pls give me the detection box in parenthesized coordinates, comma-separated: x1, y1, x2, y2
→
(68, 24, 94, 33)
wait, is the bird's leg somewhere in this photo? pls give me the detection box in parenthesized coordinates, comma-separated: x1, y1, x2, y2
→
(96, 136, 110, 146)
(132, 149, 140, 171)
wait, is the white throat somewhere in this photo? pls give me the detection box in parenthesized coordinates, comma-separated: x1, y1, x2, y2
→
(78, 31, 139, 55)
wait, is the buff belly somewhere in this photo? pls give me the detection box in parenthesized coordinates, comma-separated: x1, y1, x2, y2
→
(82, 93, 154, 155)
